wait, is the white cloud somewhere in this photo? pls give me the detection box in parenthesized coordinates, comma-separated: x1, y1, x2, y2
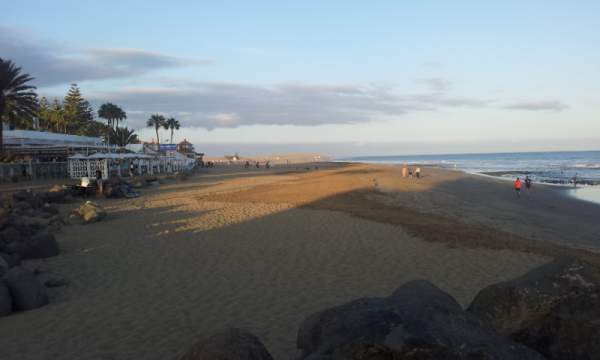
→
(503, 100, 568, 112)
(0, 26, 212, 87)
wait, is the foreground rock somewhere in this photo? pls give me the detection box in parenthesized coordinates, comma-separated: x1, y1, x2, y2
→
(22, 231, 59, 259)
(76, 201, 107, 223)
(0, 281, 12, 316)
(298, 280, 543, 359)
(3, 266, 48, 311)
(468, 256, 600, 359)
(178, 328, 274, 360)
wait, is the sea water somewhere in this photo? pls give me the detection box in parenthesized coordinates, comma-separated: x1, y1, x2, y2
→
(342, 151, 600, 205)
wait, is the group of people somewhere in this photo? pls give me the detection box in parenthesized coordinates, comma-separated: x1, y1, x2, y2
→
(244, 160, 270, 169)
(514, 176, 533, 196)
(401, 165, 421, 178)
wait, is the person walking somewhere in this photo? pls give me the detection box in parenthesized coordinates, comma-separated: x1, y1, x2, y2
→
(514, 177, 522, 197)
(95, 168, 103, 194)
(416, 167, 421, 179)
(525, 176, 532, 193)
(402, 165, 408, 178)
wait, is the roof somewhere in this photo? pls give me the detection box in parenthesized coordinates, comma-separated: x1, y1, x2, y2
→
(70, 153, 154, 160)
(178, 139, 192, 145)
(3, 129, 104, 146)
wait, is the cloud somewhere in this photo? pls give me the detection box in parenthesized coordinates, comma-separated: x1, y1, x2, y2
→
(88, 82, 491, 129)
(416, 77, 452, 92)
(503, 100, 568, 112)
(0, 26, 211, 87)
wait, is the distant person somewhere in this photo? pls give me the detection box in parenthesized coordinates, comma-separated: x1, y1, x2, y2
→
(256, 161, 260, 168)
(95, 169, 103, 193)
(416, 167, 421, 178)
(245, 161, 250, 169)
(402, 165, 408, 178)
(525, 176, 532, 193)
(408, 168, 413, 178)
(572, 173, 578, 188)
(266, 161, 271, 169)
(129, 163, 135, 177)
(514, 177, 522, 197)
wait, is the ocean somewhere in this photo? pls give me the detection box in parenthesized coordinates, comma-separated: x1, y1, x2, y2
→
(343, 150, 600, 186)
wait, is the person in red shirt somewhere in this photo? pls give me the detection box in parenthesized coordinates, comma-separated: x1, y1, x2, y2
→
(514, 177, 522, 197)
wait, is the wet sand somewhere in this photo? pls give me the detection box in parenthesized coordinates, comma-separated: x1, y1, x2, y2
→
(1, 163, 599, 359)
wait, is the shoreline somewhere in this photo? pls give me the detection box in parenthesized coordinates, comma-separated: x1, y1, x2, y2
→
(341, 160, 600, 206)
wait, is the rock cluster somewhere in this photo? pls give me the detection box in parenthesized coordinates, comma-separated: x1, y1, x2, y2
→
(468, 256, 600, 359)
(0, 188, 68, 317)
(178, 328, 273, 360)
(180, 258, 600, 360)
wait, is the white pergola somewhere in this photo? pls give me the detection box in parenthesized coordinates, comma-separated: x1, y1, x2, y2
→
(68, 152, 195, 179)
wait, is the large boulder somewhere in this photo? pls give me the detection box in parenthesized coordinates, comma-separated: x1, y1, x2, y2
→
(298, 280, 543, 360)
(3, 266, 48, 311)
(76, 201, 107, 223)
(178, 328, 274, 360)
(0, 252, 20, 268)
(13, 190, 43, 209)
(22, 231, 59, 259)
(44, 185, 67, 203)
(0, 256, 8, 277)
(9, 215, 49, 236)
(0, 227, 23, 255)
(468, 256, 600, 359)
(0, 281, 12, 316)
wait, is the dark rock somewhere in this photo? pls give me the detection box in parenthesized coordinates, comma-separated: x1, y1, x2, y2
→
(0, 226, 21, 245)
(0, 252, 20, 268)
(0, 256, 8, 277)
(178, 328, 274, 360)
(468, 256, 600, 359)
(0, 227, 24, 255)
(41, 203, 60, 215)
(9, 215, 49, 236)
(298, 280, 543, 360)
(76, 201, 106, 223)
(13, 201, 31, 211)
(22, 231, 59, 259)
(44, 186, 67, 203)
(329, 342, 460, 360)
(3, 266, 49, 311)
(13, 190, 43, 209)
(0, 281, 12, 316)
(40, 273, 69, 287)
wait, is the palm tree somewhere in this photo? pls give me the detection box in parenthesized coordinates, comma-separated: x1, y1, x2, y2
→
(98, 102, 126, 144)
(146, 114, 166, 148)
(98, 103, 119, 128)
(109, 127, 139, 147)
(0, 58, 38, 152)
(163, 117, 180, 144)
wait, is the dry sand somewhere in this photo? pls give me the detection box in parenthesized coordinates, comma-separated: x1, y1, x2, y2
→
(2, 162, 599, 359)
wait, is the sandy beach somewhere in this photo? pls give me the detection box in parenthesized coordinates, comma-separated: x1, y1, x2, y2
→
(1, 162, 600, 359)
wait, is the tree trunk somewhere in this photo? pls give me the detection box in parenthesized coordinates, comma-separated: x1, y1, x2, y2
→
(155, 127, 160, 150)
(170, 128, 174, 144)
(0, 100, 4, 154)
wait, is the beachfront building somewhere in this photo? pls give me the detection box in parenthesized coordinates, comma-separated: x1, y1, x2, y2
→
(0, 130, 114, 181)
(2, 129, 111, 159)
(176, 139, 194, 154)
(67, 152, 196, 179)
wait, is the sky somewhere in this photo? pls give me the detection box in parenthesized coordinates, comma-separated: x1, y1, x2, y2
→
(1, 1, 599, 157)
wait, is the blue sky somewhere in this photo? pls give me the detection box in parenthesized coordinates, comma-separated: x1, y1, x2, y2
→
(2, 1, 599, 156)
